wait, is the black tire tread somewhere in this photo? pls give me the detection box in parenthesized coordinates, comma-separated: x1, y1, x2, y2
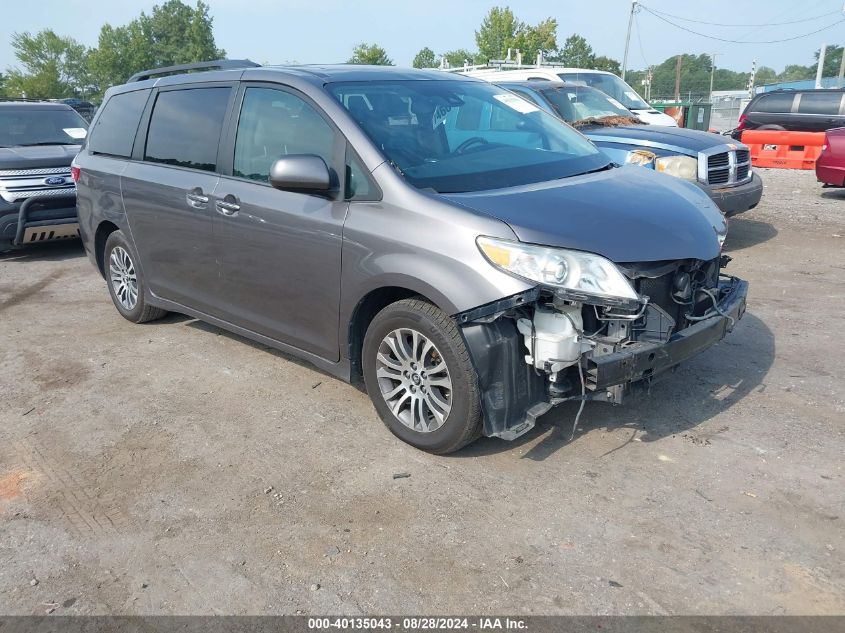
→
(367, 297, 483, 454)
(103, 230, 167, 324)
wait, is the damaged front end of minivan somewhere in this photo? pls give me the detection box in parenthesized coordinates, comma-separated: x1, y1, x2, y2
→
(457, 237, 748, 441)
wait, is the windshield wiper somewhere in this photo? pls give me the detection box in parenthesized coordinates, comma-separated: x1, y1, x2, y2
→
(579, 162, 616, 176)
(14, 141, 77, 147)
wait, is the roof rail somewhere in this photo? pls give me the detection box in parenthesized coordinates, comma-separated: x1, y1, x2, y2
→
(127, 59, 260, 83)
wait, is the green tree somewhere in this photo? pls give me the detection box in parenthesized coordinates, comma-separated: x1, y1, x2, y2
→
(779, 64, 813, 82)
(412, 47, 437, 69)
(512, 17, 557, 63)
(475, 7, 557, 64)
(4, 30, 90, 99)
(347, 43, 393, 65)
(592, 55, 621, 75)
(442, 49, 477, 68)
(0, 72, 7, 98)
(87, 0, 224, 99)
(556, 34, 594, 68)
(816, 45, 843, 77)
(754, 66, 778, 86)
(475, 6, 521, 62)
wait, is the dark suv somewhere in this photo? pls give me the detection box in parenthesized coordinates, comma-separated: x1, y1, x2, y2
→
(733, 88, 845, 138)
(74, 61, 748, 453)
(1, 102, 89, 251)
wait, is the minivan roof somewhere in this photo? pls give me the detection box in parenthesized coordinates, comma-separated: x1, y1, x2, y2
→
(120, 64, 475, 89)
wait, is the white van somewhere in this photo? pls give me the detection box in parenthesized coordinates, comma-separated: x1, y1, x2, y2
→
(461, 67, 677, 127)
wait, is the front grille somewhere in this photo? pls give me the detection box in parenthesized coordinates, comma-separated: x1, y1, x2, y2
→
(708, 152, 729, 169)
(703, 146, 752, 187)
(0, 167, 75, 203)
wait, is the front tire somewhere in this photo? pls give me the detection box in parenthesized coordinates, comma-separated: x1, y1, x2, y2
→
(362, 298, 482, 454)
(103, 230, 167, 324)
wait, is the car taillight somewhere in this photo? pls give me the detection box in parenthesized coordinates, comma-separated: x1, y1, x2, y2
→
(70, 165, 80, 183)
(736, 113, 747, 131)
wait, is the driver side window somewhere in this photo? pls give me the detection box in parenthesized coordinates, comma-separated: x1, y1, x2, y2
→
(234, 87, 335, 182)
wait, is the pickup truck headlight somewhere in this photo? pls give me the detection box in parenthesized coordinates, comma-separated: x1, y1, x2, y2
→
(625, 149, 657, 167)
(477, 236, 640, 306)
(655, 155, 698, 180)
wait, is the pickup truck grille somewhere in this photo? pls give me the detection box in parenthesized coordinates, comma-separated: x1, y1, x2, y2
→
(705, 148, 752, 187)
(0, 167, 76, 203)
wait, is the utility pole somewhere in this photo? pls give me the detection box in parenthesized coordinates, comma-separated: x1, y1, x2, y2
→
(838, 47, 845, 88)
(622, 0, 638, 81)
(747, 59, 757, 98)
(816, 43, 827, 88)
(674, 55, 682, 102)
(709, 53, 720, 103)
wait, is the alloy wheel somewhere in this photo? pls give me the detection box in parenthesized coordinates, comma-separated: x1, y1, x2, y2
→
(375, 328, 453, 432)
(109, 246, 138, 311)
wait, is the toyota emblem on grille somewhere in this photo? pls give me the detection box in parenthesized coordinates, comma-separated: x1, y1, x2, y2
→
(44, 176, 66, 185)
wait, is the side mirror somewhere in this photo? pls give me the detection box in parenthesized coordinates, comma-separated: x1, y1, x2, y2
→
(268, 155, 333, 194)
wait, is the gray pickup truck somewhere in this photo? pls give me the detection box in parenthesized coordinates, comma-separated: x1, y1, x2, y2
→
(0, 101, 88, 252)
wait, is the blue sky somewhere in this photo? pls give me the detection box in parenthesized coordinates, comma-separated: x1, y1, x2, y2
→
(2, 0, 844, 74)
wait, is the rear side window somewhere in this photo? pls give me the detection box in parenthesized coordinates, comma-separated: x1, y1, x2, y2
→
(753, 93, 795, 113)
(144, 88, 231, 172)
(88, 89, 150, 157)
(797, 92, 843, 115)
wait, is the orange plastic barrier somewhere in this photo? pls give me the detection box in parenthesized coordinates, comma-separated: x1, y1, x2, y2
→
(741, 130, 826, 170)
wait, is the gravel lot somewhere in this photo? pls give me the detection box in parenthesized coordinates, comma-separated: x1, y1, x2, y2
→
(0, 168, 843, 615)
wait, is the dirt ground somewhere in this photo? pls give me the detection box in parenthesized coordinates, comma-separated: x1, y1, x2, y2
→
(0, 168, 843, 615)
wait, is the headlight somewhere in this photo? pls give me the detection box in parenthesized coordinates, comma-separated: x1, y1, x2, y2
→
(655, 155, 698, 180)
(625, 149, 656, 167)
(477, 236, 640, 307)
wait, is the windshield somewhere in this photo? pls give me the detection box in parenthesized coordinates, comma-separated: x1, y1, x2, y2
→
(539, 85, 635, 122)
(329, 80, 608, 193)
(0, 108, 89, 147)
(556, 72, 651, 111)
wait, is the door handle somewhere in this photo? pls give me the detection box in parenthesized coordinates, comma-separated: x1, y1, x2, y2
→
(186, 188, 209, 208)
(215, 195, 240, 217)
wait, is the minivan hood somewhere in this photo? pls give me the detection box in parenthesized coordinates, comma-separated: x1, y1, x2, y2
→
(442, 166, 726, 263)
(0, 145, 81, 170)
(585, 125, 731, 154)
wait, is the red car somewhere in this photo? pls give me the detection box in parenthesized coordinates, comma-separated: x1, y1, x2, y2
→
(816, 127, 845, 186)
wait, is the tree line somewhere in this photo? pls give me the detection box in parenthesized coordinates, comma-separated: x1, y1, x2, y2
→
(0, 2, 836, 103)
(0, 0, 223, 101)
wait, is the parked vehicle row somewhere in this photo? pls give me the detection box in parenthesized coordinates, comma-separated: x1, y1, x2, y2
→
(0, 101, 89, 251)
(459, 66, 679, 127)
(492, 80, 762, 216)
(71, 62, 748, 453)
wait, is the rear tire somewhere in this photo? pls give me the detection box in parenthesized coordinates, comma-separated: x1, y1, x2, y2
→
(103, 230, 167, 324)
(362, 298, 482, 454)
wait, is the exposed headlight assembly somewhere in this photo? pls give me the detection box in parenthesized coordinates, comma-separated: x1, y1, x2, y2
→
(477, 236, 640, 308)
(625, 149, 657, 167)
(655, 155, 698, 181)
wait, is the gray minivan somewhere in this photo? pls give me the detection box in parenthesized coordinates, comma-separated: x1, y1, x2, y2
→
(73, 61, 748, 453)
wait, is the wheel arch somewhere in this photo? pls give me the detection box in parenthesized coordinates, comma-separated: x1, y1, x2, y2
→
(346, 284, 450, 382)
(94, 220, 121, 278)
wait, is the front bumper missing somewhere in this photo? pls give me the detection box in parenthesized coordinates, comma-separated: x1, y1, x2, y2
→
(586, 277, 748, 391)
(460, 276, 749, 441)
